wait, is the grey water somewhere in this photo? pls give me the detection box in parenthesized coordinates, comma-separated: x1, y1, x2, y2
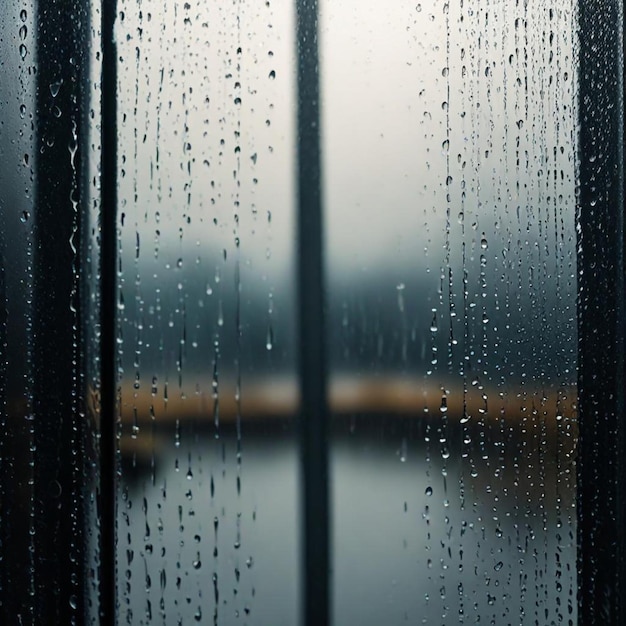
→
(118, 415, 576, 626)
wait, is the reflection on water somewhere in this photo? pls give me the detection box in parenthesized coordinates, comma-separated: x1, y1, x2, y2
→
(120, 409, 576, 625)
(119, 424, 299, 626)
(332, 414, 576, 626)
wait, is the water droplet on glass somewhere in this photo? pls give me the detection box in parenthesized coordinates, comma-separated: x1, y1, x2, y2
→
(49, 79, 63, 98)
(266, 325, 273, 351)
(439, 396, 447, 413)
(399, 437, 407, 462)
(430, 311, 438, 332)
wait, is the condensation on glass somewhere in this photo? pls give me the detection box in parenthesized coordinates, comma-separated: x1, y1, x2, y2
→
(114, 1, 299, 623)
(0, 1, 98, 622)
(86, 1, 106, 621)
(0, 2, 38, 619)
(321, 1, 578, 624)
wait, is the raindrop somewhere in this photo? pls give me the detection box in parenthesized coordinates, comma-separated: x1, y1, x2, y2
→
(439, 396, 447, 413)
(397, 282, 405, 312)
(399, 437, 407, 462)
(49, 79, 63, 98)
(49, 479, 62, 498)
(430, 311, 438, 332)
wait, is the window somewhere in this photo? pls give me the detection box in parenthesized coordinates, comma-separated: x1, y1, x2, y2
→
(0, 0, 623, 624)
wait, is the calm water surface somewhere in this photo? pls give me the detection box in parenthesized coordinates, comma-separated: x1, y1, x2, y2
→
(118, 414, 576, 626)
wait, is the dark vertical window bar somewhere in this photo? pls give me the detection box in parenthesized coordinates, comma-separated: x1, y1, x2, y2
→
(578, 0, 626, 623)
(0, 4, 36, 621)
(100, 0, 119, 622)
(296, 1, 330, 625)
(31, 0, 91, 621)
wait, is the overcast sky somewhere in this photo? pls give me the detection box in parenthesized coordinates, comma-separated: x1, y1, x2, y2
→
(116, 0, 577, 284)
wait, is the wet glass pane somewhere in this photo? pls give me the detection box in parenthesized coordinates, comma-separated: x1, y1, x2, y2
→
(1, 1, 98, 621)
(86, 1, 106, 621)
(0, 2, 38, 617)
(115, 1, 299, 623)
(0, 0, 101, 620)
(321, 1, 578, 623)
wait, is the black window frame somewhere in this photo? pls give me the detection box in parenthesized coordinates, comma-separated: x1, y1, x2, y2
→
(577, 1, 626, 623)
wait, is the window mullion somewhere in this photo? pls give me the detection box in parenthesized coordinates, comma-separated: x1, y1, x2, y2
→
(577, 0, 626, 623)
(296, 1, 331, 624)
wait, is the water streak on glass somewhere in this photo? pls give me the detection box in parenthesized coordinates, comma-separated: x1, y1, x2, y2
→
(1, 1, 96, 621)
(0, 3, 37, 620)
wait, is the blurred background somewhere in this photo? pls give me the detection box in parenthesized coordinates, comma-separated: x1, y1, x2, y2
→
(112, 0, 578, 623)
